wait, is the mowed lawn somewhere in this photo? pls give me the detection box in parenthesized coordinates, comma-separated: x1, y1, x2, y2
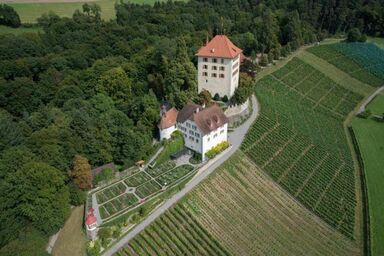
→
(368, 37, 384, 49)
(352, 95, 384, 256)
(52, 206, 87, 256)
(7, 0, 186, 23)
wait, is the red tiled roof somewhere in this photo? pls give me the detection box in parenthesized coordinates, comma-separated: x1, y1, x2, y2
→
(177, 103, 228, 135)
(158, 107, 178, 130)
(196, 35, 242, 59)
(85, 213, 97, 225)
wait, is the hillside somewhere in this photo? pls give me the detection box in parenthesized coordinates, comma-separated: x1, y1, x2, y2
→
(114, 44, 376, 255)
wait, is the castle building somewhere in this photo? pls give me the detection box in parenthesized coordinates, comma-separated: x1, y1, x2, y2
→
(196, 35, 243, 98)
(85, 208, 98, 241)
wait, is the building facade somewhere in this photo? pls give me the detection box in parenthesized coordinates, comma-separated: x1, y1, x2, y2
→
(176, 103, 228, 160)
(196, 35, 242, 98)
(85, 208, 98, 241)
(158, 104, 178, 140)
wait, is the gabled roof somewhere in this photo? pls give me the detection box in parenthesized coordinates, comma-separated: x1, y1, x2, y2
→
(159, 107, 178, 130)
(177, 103, 228, 135)
(196, 35, 243, 59)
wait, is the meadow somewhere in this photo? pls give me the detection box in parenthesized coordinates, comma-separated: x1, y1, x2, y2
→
(352, 95, 384, 256)
(6, 0, 184, 23)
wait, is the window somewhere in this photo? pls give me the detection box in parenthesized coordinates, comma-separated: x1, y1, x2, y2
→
(213, 58, 217, 63)
(186, 123, 191, 128)
(232, 62, 239, 69)
(196, 139, 199, 143)
(220, 129, 224, 134)
(214, 133, 218, 138)
(195, 133, 200, 138)
(212, 66, 217, 70)
(189, 130, 194, 135)
(232, 68, 239, 76)
(221, 58, 224, 64)
(203, 57, 208, 62)
(207, 137, 210, 142)
(220, 66, 225, 71)
(211, 73, 217, 78)
(219, 74, 225, 78)
(192, 125, 197, 130)
(203, 65, 208, 69)
(202, 72, 208, 77)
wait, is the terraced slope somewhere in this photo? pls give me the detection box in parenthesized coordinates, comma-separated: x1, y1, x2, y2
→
(115, 152, 360, 256)
(241, 57, 363, 238)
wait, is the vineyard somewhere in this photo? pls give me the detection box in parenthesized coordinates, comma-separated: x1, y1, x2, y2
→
(308, 43, 384, 87)
(240, 57, 363, 238)
(95, 160, 196, 221)
(115, 152, 360, 256)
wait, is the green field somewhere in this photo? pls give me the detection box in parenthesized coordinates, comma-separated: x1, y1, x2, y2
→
(116, 152, 360, 256)
(368, 37, 384, 48)
(7, 0, 185, 23)
(352, 96, 384, 256)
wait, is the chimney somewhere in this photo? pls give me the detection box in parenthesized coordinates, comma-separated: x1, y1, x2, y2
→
(195, 107, 200, 114)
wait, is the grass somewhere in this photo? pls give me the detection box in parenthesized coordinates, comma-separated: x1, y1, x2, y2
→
(7, 0, 187, 23)
(51, 205, 87, 256)
(368, 37, 384, 48)
(368, 95, 384, 115)
(352, 96, 384, 256)
(155, 134, 184, 165)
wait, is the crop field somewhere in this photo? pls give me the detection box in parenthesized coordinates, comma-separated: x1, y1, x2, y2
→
(135, 180, 162, 199)
(146, 160, 176, 177)
(352, 95, 384, 256)
(124, 172, 151, 187)
(308, 43, 384, 87)
(115, 152, 360, 256)
(240, 57, 363, 238)
(96, 182, 127, 204)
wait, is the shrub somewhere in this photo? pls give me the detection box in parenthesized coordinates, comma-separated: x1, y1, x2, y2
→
(86, 240, 101, 256)
(69, 183, 86, 206)
(222, 95, 229, 102)
(205, 141, 230, 159)
(357, 109, 371, 119)
(93, 168, 115, 186)
(259, 54, 269, 67)
(213, 93, 221, 101)
(347, 28, 366, 42)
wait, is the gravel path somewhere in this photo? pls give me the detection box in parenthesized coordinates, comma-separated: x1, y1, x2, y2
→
(102, 95, 260, 256)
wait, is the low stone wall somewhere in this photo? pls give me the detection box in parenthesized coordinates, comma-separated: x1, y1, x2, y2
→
(224, 99, 250, 125)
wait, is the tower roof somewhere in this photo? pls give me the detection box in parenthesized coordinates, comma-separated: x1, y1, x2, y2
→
(196, 35, 242, 59)
(85, 213, 97, 225)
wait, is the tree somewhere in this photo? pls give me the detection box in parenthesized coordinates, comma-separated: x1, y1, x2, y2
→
(0, 4, 20, 28)
(0, 161, 70, 239)
(96, 67, 131, 103)
(0, 109, 24, 152)
(347, 28, 362, 42)
(71, 155, 92, 190)
(198, 89, 212, 106)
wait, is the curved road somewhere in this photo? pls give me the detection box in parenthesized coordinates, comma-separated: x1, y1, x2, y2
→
(102, 95, 260, 256)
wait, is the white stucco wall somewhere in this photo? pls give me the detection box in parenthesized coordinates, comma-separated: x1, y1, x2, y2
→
(178, 121, 203, 153)
(197, 55, 240, 98)
(201, 123, 228, 160)
(159, 125, 177, 140)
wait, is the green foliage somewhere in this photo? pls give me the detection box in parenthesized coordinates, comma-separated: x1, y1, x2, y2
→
(357, 110, 372, 119)
(96, 67, 131, 103)
(69, 183, 86, 206)
(86, 240, 101, 256)
(347, 28, 363, 42)
(0, 227, 49, 256)
(0, 4, 20, 28)
(93, 167, 115, 186)
(205, 141, 229, 159)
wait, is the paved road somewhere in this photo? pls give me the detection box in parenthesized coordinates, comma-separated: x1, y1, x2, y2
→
(358, 86, 384, 113)
(102, 95, 260, 256)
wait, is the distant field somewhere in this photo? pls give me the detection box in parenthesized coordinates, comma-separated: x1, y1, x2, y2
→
(3, 0, 180, 23)
(308, 43, 384, 87)
(116, 152, 359, 256)
(352, 95, 384, 256)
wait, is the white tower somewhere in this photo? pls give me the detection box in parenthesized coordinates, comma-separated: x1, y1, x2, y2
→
(85, 208, 98, 241)
(196, 35, 243, 98)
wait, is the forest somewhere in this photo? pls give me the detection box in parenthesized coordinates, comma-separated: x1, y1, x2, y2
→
(0, 0, 383, 255)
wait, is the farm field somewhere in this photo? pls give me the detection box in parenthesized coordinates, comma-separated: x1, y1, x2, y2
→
(352, 95, 384, 256)
(368, 37, 384, 48)
(115, 152, 360, 256)
(5, 0, 187, 23)
(367, 95, 384, 115)
(94, 160, 196, 221)
(0, 24, 42, 34)
(308, 43, 384, 87)
(241, 57, 363, 238)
